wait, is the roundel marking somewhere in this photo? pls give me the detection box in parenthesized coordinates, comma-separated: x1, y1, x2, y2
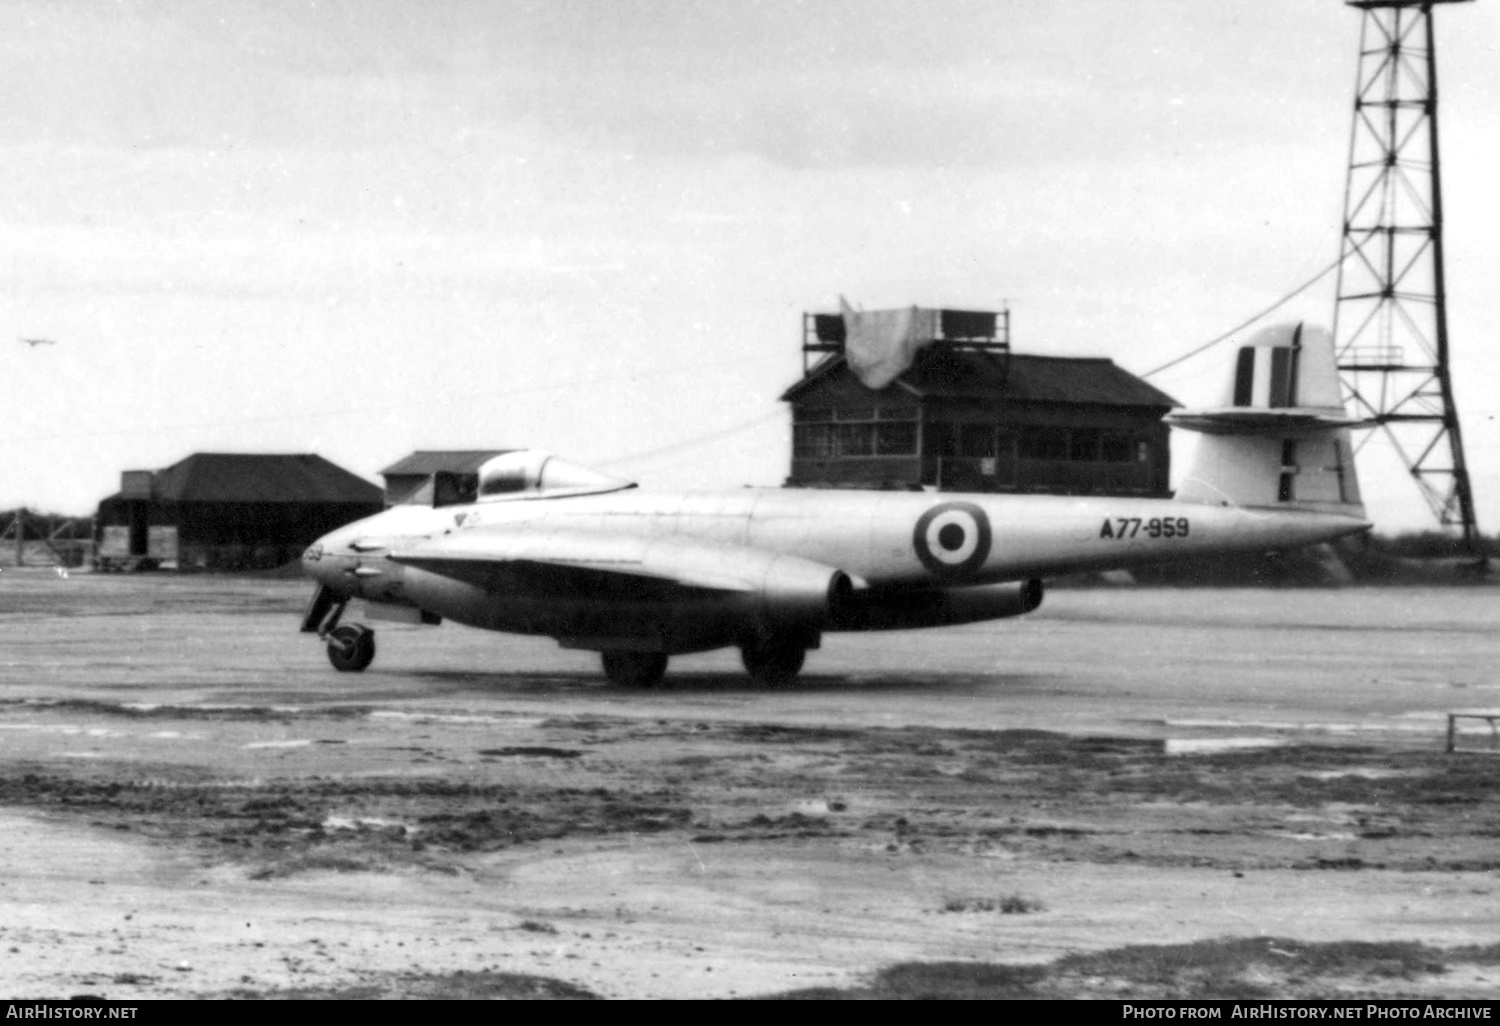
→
(912, 501, 992, 579)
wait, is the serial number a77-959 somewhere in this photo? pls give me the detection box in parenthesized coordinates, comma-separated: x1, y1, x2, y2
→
(1099, 516, 1190, 540)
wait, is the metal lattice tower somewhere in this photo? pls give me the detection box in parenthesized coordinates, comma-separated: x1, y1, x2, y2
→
(1333, 0, 1481, 551)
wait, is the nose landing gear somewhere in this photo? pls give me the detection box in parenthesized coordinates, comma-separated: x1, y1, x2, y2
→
(303, 585, 376, 673)
(326, 624, 376, 673)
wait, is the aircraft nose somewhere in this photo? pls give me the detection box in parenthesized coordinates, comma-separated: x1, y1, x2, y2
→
(301, 540, 334, 583)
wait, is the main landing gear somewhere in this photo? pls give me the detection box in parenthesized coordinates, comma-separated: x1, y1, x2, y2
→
(598, 639, 809, 688)
(739, 638, 806, 686)
(326, 623, 376, 673)
(601, 650, 668, 687)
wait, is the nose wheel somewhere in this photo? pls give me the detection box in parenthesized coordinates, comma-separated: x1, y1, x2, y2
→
(326, 624, 376, 673)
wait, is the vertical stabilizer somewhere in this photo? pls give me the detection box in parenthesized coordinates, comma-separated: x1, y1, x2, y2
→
(1167, 323, 1368, 518)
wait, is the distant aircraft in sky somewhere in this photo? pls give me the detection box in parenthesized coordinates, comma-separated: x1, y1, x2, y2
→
(18, 338, 56, 347)
(300, 322, 1370, 686)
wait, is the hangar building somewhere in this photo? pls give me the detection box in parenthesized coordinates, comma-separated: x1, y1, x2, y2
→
(782, 307, 1178, 496)
(378, 450, 507, 506)
(95, 453, 383, 570)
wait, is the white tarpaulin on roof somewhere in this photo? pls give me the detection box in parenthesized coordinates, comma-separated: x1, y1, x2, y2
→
(841, 300, 939, 389)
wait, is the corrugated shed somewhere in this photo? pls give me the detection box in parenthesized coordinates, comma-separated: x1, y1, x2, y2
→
(379, 450, 512, 477)
(782, 352, 1176, 409)
(151, 454, 382, 505)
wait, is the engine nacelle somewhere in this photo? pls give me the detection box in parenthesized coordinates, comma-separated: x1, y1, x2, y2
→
(753, 554, 853, 641)
(835, 579, 1043, 632)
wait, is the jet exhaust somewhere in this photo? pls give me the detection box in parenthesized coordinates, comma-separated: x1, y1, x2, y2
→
(835, 579, 1043, 632)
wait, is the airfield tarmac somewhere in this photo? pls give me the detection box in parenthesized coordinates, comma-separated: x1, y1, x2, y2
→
(1, 570, 1498, 999)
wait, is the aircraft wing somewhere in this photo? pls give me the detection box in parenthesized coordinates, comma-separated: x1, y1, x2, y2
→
(388, 528, 798, 594)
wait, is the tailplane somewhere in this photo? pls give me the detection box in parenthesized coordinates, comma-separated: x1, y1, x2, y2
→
(1167, 322, 1368, 518)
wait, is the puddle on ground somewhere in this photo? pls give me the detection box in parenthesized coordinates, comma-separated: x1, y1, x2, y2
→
(368, 711, 544, 728)
(1165, 737, 1285, 755)
(323, 816, 418, 834)
(1299, 768, 1419, 780)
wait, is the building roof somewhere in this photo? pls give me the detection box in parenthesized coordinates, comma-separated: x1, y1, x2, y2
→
(379, 450, 513, 477)
(781, 350, 1178, 409)
(149, 453, 383, 505)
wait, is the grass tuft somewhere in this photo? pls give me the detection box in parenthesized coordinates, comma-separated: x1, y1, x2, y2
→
(941, 894, 1044, 914)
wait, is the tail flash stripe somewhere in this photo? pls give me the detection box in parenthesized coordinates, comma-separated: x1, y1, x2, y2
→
(1286, 323, 1302, 406)
(1269, 347, 1293, 408)
(1233, 342, 1302, 409)
(1233, 348, 1255, 407)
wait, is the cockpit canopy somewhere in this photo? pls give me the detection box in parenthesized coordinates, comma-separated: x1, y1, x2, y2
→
(475, 450, 634, 501)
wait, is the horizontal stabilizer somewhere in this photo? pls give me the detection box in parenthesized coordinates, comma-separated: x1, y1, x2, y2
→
(1167, 408, 1370, 437)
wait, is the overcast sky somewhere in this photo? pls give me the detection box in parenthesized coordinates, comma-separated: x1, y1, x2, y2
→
(2, 0, 1498, 532)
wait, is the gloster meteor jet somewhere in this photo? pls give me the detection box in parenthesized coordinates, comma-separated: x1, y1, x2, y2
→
(300, 323, 1370, 686)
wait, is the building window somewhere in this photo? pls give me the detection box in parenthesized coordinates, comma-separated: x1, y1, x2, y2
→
(1069, 428, 1101, 462)
(795, 407, 916, 458)
(793, 423, 832, 458)
(1100, 433, 1133, 463)
(875, 421, 918, 456)
(1020, 426, 1069, 461)
(959, 424, 996, 458)
(835, 422, 875, 456)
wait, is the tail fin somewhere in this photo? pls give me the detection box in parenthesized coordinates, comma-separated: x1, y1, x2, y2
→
(1167, 322, 1368, 518)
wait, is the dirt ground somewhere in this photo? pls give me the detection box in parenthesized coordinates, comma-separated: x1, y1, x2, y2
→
(1, 570, 1498, 999)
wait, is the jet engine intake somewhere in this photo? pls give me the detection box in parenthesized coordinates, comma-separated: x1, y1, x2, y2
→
(755, 555, 854, 639)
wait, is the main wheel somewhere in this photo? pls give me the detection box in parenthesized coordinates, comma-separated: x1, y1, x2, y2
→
(326, 624, 376, 673)
(740, 640, 806, 686)
(601, 650, 668, 687)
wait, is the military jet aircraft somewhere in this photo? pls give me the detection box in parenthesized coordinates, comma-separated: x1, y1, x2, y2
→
(300, 322, 1371, 686)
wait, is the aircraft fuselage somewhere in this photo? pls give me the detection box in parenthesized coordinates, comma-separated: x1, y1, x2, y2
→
(303, 486, 1366, 657)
